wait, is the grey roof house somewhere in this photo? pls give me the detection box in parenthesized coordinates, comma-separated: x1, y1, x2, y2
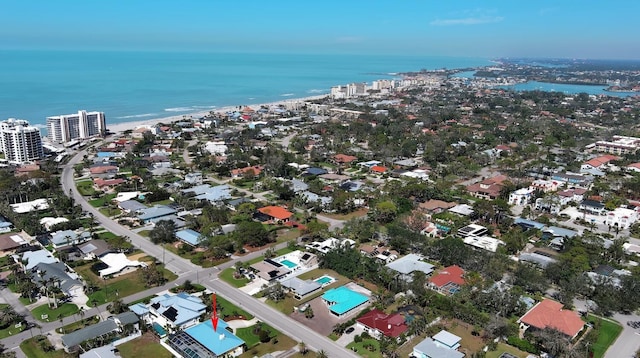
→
(61, 312, 139, 352)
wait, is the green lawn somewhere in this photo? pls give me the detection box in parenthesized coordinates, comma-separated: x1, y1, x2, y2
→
(31, 303, 79, 322)
(236, 323, 279, 347)
(217, 295, 253, 320)
(346, 338, 381, 358)
(76, 260, 175, 306)
(586, 315, 623, 358)
(56, 316, 100, 334)
(138, 230, 151, 237)
(76, 180, 95, 196)
(238, 324, 297, 358)
(219, 268, 249, 288)
(88, 193, 117, 207)
(118, 334, 173, 358)
(21, 336, 72, 358)
(486, 343, 529, 358)
(0, 322, 26, 339)
(99, 207, 121, 217)
(97, 231, 117, 240)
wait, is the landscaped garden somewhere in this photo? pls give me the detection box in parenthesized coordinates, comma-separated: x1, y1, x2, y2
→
(20, 336, 69, 358)
(237, 323, 296, 358)
(219, 267, 249, 288)
(585, 315, 623, 358)
(346, 337, 381, 358)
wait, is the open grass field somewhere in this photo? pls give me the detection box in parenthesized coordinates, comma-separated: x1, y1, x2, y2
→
(118, 333, 173, 358)
(31, 303, 79, 322)
(0, 322, 25, 339)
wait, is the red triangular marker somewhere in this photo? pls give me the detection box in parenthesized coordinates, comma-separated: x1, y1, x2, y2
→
(211, 293, 218, 331)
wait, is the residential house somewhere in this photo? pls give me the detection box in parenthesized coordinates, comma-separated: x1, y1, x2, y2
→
(551, 172, 592, 187)
(89, 165, 119, 178)
(77, 240, 113, 260)
(579, 199, 606, 215)
(432, 330, 462, 350)
(62, 312, 139, 353)
(184, 172, 203, 185)
(98, 253, 146, 278)
(332, 154, 358, 166)
(137, 205, 177, 224)
(30, 261, 84, 300)
(257, 206, 293, 224)
(250, 260, 291, 282)
(543, 226, 579, 250)
(20, 249, 58, 270)
(508, 187, 535, 206)
(50, 229, 91, 248)
(370, 165, 388, 175)
(420, 221, 438, 238)
(0, 217, 14, 233)
(165, 319, 245, 358)
(580, 154, 620, 175)
(356, 309, 408, 339)
(231, 165, 263, 178)
(385, 254, 434, 282)
(279, 277, 322, 300)
(0, 232, 28, 253)
(457, 224, 488, 238)
(462, 235, 504, 253)
(518, 299, 584, 339)
(604, 207, 638, 229)
(412, 337, 464, 358)
(626, 163, 640, 173)
(531, 179, 561, 193)
(129, 292, 206, 332)
(175, 229, 204, 246)
(429, 265, 465, 295)
(118, 200, 148, 214)
(93, 178, 125, 190)
(419, 200, 457, 214)
(466, 174, 507, 200)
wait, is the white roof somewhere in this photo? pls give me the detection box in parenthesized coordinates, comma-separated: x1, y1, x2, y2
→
(99, 253, 146, 277)
(463, 235, 504, 252)
(386, 254, 434, 275)
(433, 330, 461, 347)
(114, 192, 140, 203)
(39, 217, 69, 230)
(11, 198, 49, 213)
(22, 249, 57, 270)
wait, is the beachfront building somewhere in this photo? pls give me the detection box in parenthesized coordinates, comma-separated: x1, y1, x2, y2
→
(46, 110, 106, 143)
(0, 119, 43, 164)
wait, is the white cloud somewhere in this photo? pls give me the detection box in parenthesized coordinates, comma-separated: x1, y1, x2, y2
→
(430, 16, 504, 26)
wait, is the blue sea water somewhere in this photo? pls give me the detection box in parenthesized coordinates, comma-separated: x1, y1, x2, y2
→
(502, 81, 636, 97)
(0, 50, 491, 128)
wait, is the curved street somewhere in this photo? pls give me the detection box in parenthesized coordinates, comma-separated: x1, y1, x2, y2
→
(45, 148, 356, 357)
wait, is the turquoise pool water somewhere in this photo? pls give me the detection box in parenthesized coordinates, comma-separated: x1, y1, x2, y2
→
(315, 276, 333, 284)
(280, 259, 297, 268)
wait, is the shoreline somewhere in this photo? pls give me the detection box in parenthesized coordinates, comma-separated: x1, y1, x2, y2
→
(106, 94, 329, 134)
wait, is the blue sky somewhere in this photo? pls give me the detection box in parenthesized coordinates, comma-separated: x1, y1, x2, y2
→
(2, 0, 639, 59)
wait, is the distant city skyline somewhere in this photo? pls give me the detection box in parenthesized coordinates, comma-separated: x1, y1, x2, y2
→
(2, 1, 639, 59)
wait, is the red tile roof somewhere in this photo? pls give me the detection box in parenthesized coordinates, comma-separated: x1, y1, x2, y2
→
(333, 154, 358, 164)
(519, 299, 584, 337)
(90, 165, 118, 174)
(231, 165, 263, 177)
(370, 165, 388, 173)
(356, 309, 408, 338)
(93, 178, 125, 188)
(258, 206, 293, 221)
(584, 155, 620, 168)
(429, 265, 465, 288)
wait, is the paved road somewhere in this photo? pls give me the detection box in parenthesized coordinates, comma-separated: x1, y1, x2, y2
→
(574, 299, 640, 358)
(55, 149, 357, 358)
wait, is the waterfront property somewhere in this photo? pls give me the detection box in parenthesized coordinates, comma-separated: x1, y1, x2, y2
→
(321, 285, 369, 317)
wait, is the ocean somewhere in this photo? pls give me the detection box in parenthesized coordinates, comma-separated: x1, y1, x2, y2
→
(0, 50, 491, 128)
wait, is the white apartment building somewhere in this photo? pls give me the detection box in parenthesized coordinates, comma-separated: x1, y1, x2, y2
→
(46, 110, 106, 143)
(604, 207, 639, 229)
(0, 119, 43, 164)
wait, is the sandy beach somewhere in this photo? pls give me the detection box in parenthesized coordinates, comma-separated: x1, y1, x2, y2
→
(106, 94, 328, 134)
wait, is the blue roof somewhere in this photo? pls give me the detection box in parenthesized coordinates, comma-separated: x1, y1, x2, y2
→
(137, 205, 176, 221)
(175, 229, 202, 246)
(51, 230, 91, 246)
(185, 319, 244, 356)
(321, 286, 368, 315)
(128, 303, 149, 316)
(514, 218, 546, 230)
(306, 167, 328, 176)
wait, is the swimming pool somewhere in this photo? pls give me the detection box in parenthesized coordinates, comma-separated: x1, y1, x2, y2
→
(280, 259, 298, 268)
(315, 275, 335, 285)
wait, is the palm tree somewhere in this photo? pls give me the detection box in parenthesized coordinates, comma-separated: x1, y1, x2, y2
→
(316, 350, 328, 358)
(298, 341, 308, 355)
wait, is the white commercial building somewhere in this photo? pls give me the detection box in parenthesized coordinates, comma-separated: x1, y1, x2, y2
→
(46, 110, 106, 143)
(0, 119, 43, 164)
